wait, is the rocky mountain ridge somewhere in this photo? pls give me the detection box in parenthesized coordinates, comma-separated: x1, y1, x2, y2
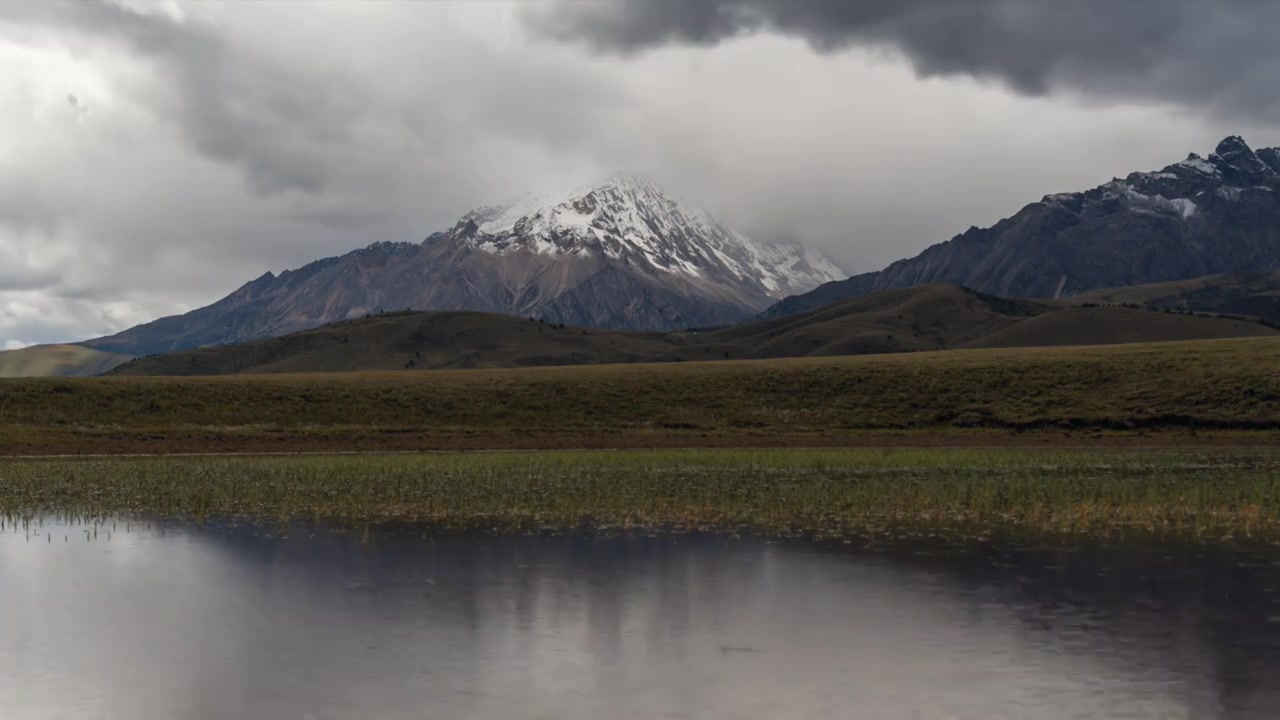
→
(764, 136, 1280, 318)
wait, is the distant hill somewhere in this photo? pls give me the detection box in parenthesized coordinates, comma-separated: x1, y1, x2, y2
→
(701, 285, 1052, 358)
(1072, 271, 1280, 323)
(109, 311, 678, 376)
(107, 285, 1278, 376)
(966, 306, 1275, 349)
(0, 345, 133, 378)
(763, 136, 1280, 318)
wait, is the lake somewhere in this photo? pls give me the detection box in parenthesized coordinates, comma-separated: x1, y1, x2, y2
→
(2, 519, 1279, 719)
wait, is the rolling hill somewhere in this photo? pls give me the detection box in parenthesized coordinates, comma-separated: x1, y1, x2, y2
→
(966, 306, 1275, 349)
(107, 284, 1278, 376)
(1072, 271, 1280, 323)
(0, 345, 133, 378)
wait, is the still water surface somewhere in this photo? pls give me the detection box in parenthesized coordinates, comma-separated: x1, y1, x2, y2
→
(2, 519, 1279, 719)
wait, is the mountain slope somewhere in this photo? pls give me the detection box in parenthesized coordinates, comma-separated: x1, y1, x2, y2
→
(1072, 271, 1280, 323)
(764, 136, 1280, 317)
(0, 345, 133, 378)
(759, 272, 880, 321)
(702, 285, 1051, 358)
(106, 312, 677, 376)
(82, 175, 841, 357)
(106, 285, 1278, 376)
(966, 306, 1275, 349)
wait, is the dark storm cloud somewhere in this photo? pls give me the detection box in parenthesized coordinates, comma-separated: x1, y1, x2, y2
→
(533, 0, 1280, 120)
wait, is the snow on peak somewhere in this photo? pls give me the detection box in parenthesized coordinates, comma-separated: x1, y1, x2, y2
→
(467, 173, 660, 236)
(1101, 180, 1199, 221)
(1176, 154, 1220, 176)
(453, 174, 844, 297)
(1044, 137, 1280, 225)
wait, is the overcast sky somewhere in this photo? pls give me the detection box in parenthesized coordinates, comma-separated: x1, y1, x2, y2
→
(3, 0, 1278, 348)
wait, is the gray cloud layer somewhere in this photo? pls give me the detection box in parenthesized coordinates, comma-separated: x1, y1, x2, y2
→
(534, 0, 1280, 121)
(0, 1, 619, 344)
(0, 1, 1275, 346)
(10, 1, 606, 197)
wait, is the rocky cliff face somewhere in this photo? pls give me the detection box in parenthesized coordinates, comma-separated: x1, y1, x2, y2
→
(764, 136, 1280, 318)
(84, 175, 842, 355)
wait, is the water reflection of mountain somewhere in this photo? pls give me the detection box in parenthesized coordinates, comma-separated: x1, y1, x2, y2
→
(194, 523, 1280, 718)
(4, 520, 1278, 719)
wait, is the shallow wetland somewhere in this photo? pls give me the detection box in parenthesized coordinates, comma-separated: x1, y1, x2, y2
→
(4, 515, 1280, 719)
(3, 448, 1279, 538)
(4, 447, 1279, 718)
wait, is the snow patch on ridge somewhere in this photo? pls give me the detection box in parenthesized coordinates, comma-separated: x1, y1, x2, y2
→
(1103, 181, 1198, 220)
(1178, 157, 1220, 176)
(1169, 198, 1197, 219)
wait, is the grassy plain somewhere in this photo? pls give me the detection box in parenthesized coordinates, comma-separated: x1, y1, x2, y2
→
(2, 448, 1278, 536)
(0, 336, 1277, 455)
(2, 338, 1279, 454)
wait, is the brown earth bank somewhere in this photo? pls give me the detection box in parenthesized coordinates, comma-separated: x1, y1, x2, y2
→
(2, 336, 1277, 456)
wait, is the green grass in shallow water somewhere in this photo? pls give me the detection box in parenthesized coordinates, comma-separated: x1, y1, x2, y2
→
(2, 449, 1279, 538)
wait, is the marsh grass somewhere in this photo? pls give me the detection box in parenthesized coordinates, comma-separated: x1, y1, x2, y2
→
(2, 448, 1278, 538)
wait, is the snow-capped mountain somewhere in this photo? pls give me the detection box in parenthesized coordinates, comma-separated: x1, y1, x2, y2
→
(448, 173, 841, 298)
(1038, 135, 1279, 231)
(764, 136, 1280, 318)
(83, 175, 844, 355)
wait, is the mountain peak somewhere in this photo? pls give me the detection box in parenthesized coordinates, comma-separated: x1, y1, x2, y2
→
(470, 172, 669, 236)
(1212, 135, 1276, 178)
(361, 240, 417, 254)
(599, 170, 660, 190)
(1215, 135, 1253, 157)
(1258, 147, 1280, 175)
(451, 174, 842, 297)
